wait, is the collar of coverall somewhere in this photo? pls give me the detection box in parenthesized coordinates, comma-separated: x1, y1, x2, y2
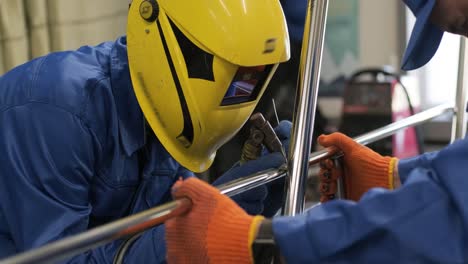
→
(110, 36, 146, 157)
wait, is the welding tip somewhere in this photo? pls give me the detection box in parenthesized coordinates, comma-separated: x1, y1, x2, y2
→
(249, 113, 287, 161)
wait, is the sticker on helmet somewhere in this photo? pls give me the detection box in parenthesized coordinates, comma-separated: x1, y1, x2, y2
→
(263, 38, 277, 54)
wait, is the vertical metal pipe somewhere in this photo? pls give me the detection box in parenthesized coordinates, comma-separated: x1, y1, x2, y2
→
(283, 0, 329, 216)
(333, 159, 345, 199)
(452, 37, 468, 141)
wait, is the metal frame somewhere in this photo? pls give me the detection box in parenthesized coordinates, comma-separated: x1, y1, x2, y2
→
(283, 0, 329, 216)
(2, 0, 468, 262)
(452, 37, 468, 141)
(1, 103, 455, 264)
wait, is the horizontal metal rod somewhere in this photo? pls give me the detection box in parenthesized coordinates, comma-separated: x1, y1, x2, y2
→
(0, 199, 192, 264)
(307, 103, 454, 164)
(1, 103, 454, 264)
(219, 103, 454, 196)
(353, 103, 454, 145)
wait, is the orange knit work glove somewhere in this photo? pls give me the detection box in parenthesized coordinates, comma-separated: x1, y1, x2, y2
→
(165, 178, 264, 264)
(318, 132, 398, 201)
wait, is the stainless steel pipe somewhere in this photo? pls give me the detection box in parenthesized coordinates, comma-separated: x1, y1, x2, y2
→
(308, 103, 454, 164)
(0, 199, 191, 264)
(1, 103, 453, 264)
(452, 37, 468, 141)
(215, 101, 451, 199)
(283, 0, 329, 216)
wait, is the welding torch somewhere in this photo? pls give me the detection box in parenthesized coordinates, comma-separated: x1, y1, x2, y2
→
(240, 112, 287, 164)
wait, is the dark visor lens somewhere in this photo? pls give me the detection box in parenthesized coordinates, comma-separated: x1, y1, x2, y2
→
(221, 65, 273, 106)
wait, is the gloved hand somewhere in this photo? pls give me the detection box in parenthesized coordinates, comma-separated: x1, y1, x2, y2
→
(317, 132, 398, 201)
(213, 120, 291, 216)
(262, 120, 291, 217)
(166, 178, 263, 264)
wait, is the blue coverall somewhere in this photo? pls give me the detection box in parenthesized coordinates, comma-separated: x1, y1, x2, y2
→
(273, 137, 468, 263)
(0, 36, 194, 262)
(0, 35, 279, 262)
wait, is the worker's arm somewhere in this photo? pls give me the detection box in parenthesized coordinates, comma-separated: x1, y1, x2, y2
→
(166, 138, 468, 263)
(166, 172, 458, 263)
(274, 137, 468, 263)
(0, 103, 165, 262)
(397, 150, 438, 183)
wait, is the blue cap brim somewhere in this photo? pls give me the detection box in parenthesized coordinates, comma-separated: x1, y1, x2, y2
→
(401, 0, 444, 71)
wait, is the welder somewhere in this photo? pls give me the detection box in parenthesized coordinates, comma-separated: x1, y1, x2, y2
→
(0, 0, 293, 262)
(165, 0, 468, 263)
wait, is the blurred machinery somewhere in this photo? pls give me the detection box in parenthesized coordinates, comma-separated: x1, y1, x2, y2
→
(339, 68, 423, 158)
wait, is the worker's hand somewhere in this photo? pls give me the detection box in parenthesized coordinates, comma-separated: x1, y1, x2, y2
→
(213, 120, 291, 216)
(213, 153, 281, 215)
(262, 120, 291, 217)
(166, 178, 264, 264)
(261, 120, 292, 157)
(318, 132, 398, 201)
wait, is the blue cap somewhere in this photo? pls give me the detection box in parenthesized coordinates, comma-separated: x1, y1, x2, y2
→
(401, 0, 444, 71)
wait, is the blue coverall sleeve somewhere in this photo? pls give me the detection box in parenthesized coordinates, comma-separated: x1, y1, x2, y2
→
(272, 139, 468, 263)
(119, 165, 194, 263)
(398, 151, 438, 183)
(280, 0, 307, 42)
(0, 103, 159, 263)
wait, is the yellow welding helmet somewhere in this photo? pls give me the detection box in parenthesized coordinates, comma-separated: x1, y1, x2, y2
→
(127, 0, 290, 172)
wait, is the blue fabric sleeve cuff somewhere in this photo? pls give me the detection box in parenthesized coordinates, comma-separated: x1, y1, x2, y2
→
(272, 214, 317, 263)
(398, 151, 438, 183)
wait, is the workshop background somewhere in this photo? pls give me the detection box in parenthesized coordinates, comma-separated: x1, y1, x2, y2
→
(0, 0, 129, 73)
